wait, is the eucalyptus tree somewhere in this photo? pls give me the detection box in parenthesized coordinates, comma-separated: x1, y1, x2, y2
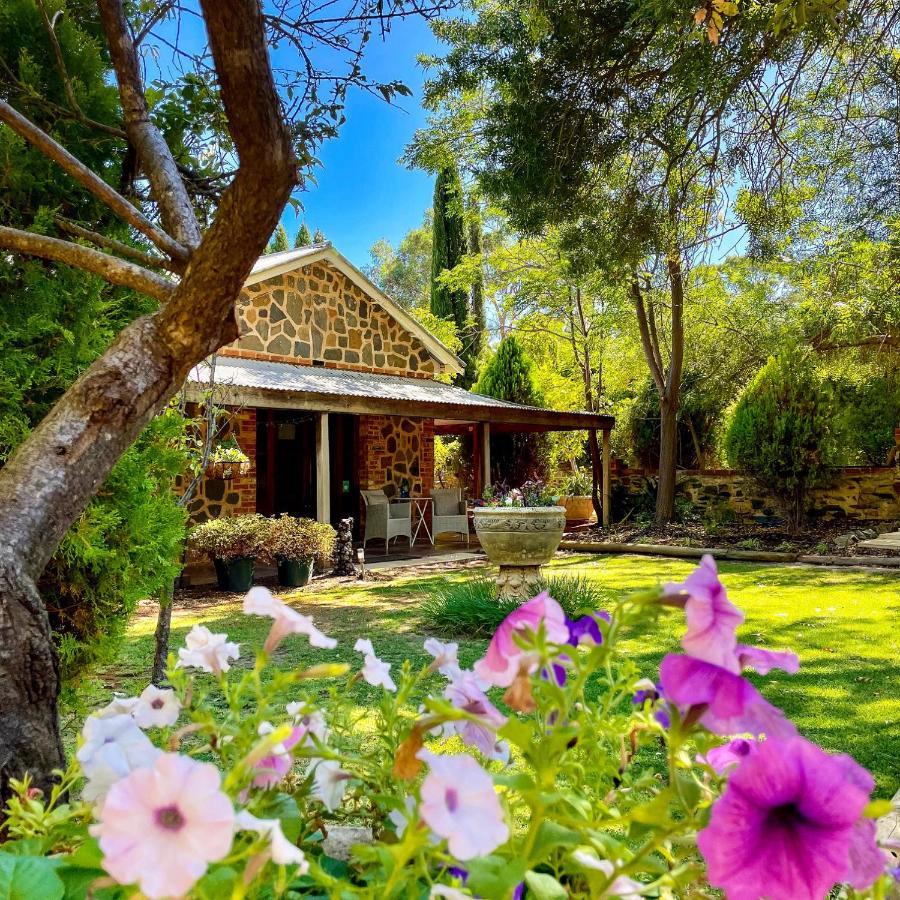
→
(0, 0, 452, 798)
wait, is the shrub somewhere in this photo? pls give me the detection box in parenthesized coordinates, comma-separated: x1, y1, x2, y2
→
(267, 515, 336, 569)
(832, 373, 900, 465)
(188, 514, 269, 562)
(39, 412, 188, 685)
(562, 468, 592, 496)
(724, 354, 838, 531)
(420, 574, 612, 636)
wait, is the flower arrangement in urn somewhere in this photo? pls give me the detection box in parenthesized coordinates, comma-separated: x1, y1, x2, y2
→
(474, 480, 565, 595)
(1, 558, 895, 899)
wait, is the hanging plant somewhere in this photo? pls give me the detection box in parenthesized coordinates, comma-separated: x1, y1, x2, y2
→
(206, 437, 251, 480)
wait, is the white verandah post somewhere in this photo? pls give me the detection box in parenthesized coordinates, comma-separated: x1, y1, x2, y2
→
(316, 412, 330, 524)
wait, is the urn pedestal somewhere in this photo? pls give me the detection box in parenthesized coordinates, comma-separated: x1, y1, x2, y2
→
(473, 506, 566, 598)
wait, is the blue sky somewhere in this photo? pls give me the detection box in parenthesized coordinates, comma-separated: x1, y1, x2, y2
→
(277, 16, 440, 268)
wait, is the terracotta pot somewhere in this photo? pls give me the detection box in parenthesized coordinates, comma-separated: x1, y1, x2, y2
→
(472, 506, 566, 566)
(560, 495, 596, 523)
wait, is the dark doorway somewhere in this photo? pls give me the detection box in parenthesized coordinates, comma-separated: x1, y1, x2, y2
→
(329, 413, 359, 533)
(256, 409, 316, 518)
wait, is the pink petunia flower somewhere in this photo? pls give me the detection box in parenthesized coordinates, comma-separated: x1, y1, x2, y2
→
(354, 638, 397, 691)
(443, 670, 507, 756)
(658, 654, 796, 739)
(735, 643, 800, 675)
(91, 752, 235, 899)
(698, 736, 885, 900)
(666, 555, 745, 672)
(698, 737, 758, 774)
(473, 591, 569, 688)
(417, 750, 509, 860)
(252, 721, 307, 789)
(132, 685, 181, 729)
(77, 714, 161, 804)
(176, 624, 240, 676)
(243, 587, 337, 653)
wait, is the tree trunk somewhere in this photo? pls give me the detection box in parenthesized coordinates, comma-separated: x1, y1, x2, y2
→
(656, 397, 679, 525)
(0, 567, 64, 799)
(0, 0, 297, 799)
(151, 581, 175, 685)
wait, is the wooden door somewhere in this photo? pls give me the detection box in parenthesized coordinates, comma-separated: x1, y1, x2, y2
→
(256, 409, 317, 518)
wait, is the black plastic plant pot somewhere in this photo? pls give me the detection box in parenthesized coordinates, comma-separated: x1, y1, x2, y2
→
(214, 556, 255, 592)
(277, 557, 312, 588)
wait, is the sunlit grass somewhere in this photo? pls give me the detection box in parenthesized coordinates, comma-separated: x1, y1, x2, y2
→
(66, 554, 900, 797)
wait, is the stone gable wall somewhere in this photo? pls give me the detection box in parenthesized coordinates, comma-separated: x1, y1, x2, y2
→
(611, 466, 900, 522)
(226, 261, 435, 378)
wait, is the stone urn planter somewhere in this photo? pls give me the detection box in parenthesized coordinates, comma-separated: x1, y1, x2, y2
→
(473, 506, 566, 597)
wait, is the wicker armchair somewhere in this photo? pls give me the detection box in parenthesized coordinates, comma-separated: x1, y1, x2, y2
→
(430, 487, 469, 545)
(362, 489, 412, 552)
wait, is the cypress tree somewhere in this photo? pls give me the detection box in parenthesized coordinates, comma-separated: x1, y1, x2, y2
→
(459, 201, 486, 387)
(474, 336, 549, 482)
(268, 223, 289, 252)
(295, 222, 312, 247)
(313, 227, 326, 243)
(430, 163, 468, 330)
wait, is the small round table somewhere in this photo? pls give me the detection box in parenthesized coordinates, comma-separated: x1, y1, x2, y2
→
(393, 496, 434, 546)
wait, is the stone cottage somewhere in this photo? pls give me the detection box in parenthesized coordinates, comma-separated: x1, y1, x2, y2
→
(185, 243, 614, 533)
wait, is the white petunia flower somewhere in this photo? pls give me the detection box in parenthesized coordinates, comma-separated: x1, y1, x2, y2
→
(176, 624, 240, 676)
(77, 714, 161, 804)
(94, 695, 139, 718)
(285, 702, 329, 745)
(235, 810, 309, 869)
(424, 638, 460, 677)
(571, 850, 644, 897)
(311, 760, 350, 812)
(132, 685, 181, 729)
(244, 587, 336, 652)
(353, 638, 396, 691)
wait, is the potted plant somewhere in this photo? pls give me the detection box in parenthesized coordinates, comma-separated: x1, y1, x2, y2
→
(188, 514, 268, 591)
(558, 469, 596, 523)
(472, 480, 566, 597)
(206, 437, 251, 480)
(266, 515, 336, 587)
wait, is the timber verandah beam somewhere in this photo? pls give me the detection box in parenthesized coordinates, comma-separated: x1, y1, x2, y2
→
(184, 383, 615, 433)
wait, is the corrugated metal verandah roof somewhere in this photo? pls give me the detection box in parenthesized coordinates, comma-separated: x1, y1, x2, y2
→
(188, 356, 614, 432)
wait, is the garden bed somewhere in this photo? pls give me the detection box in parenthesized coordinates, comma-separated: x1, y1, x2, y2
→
(566, 519, 899, 557)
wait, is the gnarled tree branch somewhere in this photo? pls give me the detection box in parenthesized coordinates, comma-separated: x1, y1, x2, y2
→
(97, 0, 202, 251)
(0, 226, 175, 301)
(0, 99, 187, 263)
(55, 218, 181, 273)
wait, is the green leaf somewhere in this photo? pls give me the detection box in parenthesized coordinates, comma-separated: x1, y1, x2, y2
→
(193, 866, 238, 899)
(532, 821, 582, 861)
(465, 856, 527, 898)
(498, 717, 533, 750)
(524, 871, 567, 899)
(0, 854, 64, 900)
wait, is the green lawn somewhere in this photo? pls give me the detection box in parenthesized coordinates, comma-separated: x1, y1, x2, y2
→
(67, 554, 900, 797)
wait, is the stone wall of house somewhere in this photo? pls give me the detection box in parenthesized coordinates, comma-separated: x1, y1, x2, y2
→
(225, 261, 435, 378)
(185, 407, 257, 525)
(611, 466, 900, 522)
(357, 415, 435, 501)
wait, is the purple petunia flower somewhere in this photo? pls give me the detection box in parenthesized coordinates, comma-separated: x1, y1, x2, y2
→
(665, 555, 745, 672)
(698, 736, 886, 900)
(658, 654, 796, 739)
(698, 737, 758, 774)
(443, 670, 507, 757)
(566, 611, 610, 647)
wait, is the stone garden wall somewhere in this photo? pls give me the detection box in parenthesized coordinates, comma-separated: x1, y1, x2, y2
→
(612, 466, 900, 522)
(225, 261, 435, 378)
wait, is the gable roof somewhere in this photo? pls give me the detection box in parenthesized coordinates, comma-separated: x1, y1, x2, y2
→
(247, 243, 463, 376)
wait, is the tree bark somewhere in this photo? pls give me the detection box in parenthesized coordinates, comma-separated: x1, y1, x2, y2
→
(0, 0, 296, 798)
(152, 581, 174, 686)
(656, 397, 679, 525)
